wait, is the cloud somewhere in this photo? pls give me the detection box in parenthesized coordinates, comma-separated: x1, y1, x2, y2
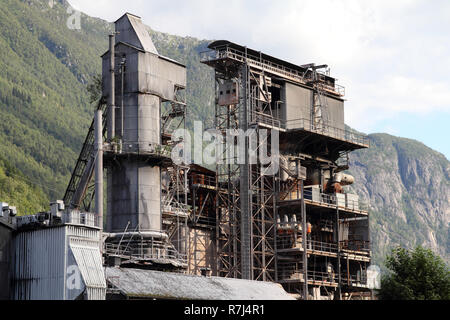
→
(68, 0, 450, 138)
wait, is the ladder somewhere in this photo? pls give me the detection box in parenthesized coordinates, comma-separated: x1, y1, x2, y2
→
(301, 64, 330, 132)
(63, 101, 107, 209)
(312, 70, 330, 132)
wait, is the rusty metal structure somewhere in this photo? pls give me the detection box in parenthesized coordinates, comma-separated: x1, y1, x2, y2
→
(0, 11, 375, 300)
(60, 14, 372, 300)
(197, 41, 372, 299)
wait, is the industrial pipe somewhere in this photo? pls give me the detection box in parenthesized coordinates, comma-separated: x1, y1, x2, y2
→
(108, 34, 115, 141)
(94, 109, 103, 231)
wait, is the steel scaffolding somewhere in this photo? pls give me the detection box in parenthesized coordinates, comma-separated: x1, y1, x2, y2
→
(202, 40, 372, 300)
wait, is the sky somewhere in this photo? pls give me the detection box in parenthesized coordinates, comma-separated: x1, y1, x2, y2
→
(68, 0, 450, 160)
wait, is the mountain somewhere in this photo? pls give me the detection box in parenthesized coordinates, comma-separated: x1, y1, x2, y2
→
(348, 134, 450, 265)
(0, 0, 213, 201)
(0, 0, 448, 267)
(0, 155, 48, 214)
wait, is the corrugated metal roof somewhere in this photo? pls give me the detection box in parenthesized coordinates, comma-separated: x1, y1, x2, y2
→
(106, 267, 295, 300)
(117, 13, 158, 54)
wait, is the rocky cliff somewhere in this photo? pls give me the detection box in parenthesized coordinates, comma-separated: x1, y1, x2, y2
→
(348, 133, 449, 265)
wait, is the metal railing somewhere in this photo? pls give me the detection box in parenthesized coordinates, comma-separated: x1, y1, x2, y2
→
(16, 210, 100, 229)
(277, 264, 305, 282)
(104, 141, 173, 158)
(105, 239, 187, 263)
(342, 272, 368, 287)
(276, 236, 339, 255)
(191, 173, 216, 188)
(276, 234, 369, 256)
(282, 188, 369, 213)
(340, 240, 371, 252)
(283, 117, 369, 147)
(277, 266, 366, 287)
(307, 271, 338, 284)
(201, 46, 344, 97)
(276, 233, 303, 251)
(307, 240, 338, 254)
(63, 210, 99, 227)
(252, 111, 282, 128)
(249, 112, 369, 147)
(162, 201, 190, 217)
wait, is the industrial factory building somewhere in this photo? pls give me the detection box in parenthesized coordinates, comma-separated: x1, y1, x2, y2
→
(0, 13, 372, 300)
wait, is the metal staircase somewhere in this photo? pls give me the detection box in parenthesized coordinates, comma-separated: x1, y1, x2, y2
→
(63, 101, 107, 209)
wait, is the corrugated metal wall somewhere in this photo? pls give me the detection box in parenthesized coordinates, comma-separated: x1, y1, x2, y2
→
(67, 226, 106, 300)
(12, 227, 66, 300)
(12, 225, 106, 300)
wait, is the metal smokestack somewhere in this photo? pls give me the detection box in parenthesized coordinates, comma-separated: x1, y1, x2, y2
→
(94, 109, 103, 231)
(108, 34, 115, 141)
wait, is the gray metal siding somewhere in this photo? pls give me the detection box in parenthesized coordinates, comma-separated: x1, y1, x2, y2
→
(12, 226, 105, 300)
(67, 229, 106, 300)
(12, 227, 66, 300)
(0, 224, 12, 300)
(325, 96, 345, 130)
(282, 83, 312, 129)
(107, 162, 161, 233)
(115, 14, 158, 54)
(281, 83, 345, 131)
(138, 52, 186, 100)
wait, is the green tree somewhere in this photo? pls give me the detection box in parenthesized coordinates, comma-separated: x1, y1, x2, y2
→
(87, 74, 103, 104)
(378, 246, 450, 300)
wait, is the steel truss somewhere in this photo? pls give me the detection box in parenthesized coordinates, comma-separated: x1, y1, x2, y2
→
(211, 58, 278, 281)
(160, 86, 190, 262)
